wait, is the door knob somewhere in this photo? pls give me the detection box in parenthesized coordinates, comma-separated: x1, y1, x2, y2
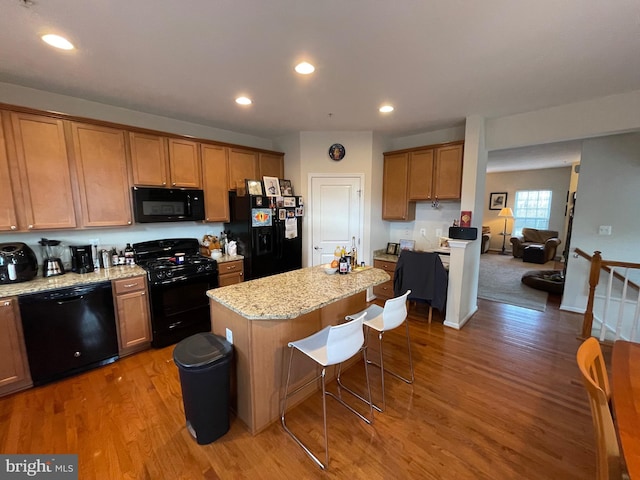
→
(314, 246, 322, 250)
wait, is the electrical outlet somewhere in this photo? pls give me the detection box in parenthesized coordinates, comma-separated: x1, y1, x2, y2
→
(226, 327, 233, 344)
(420, 228, 426, 237)
(89, 238, 100, 246)
(598, 225, 612, 236)
(435, 228, 442, 238)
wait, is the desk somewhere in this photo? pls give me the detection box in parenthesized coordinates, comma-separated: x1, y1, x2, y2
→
(612, 340, 640, 479)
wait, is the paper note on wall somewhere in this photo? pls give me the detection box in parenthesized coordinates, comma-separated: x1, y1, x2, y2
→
(285, 218, 298, 239)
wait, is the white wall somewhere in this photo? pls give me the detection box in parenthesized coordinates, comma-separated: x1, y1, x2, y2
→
(483, 167, 572, 253)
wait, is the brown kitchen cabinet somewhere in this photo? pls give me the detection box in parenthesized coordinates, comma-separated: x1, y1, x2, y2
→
(408, 148, 435, 200)
(168, 138, 201, 188)
(258, 152, 284, 180)
(372, 259, 396, 300)
(113, 276, 152, 357)
(228, 148, 258, 191)
(69, 122, 133, 227)
(0, 117, 18, 231)
(129, 134, 201, 188)
(201, 144, 230, 222)
(218, 259, 244, 287)
(4, 111, 77, 231)
(0, 297, 32, 397)
(433, 143, 464, 200)
(382, 152, 415, 221)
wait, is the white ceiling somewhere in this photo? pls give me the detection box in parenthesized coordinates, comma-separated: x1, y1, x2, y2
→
(1, 1, 639, 157)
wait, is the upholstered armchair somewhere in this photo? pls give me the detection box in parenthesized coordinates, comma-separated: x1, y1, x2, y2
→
(510, 228, 562, 262)
(481, 226, 491, 254)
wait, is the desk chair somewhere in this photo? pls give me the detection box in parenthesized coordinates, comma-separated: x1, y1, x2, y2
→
(577, 337, 626, 480)
(280, 313, 373, 470)
(340, 290, 412, 412)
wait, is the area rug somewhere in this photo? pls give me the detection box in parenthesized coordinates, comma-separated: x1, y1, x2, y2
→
(478, 254, 555, 312)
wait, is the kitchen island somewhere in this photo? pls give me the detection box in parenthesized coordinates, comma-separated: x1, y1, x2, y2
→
(206, 265, 389, 434)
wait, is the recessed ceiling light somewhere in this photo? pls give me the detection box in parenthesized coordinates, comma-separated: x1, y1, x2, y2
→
(41, 34, 74, 50)
(379, 105, 394, 113)
(295, 62, 315, 75)
(235, 96, 252, 105)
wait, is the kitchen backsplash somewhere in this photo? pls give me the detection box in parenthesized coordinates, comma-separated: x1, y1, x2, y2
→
(0, 222, 224, 265)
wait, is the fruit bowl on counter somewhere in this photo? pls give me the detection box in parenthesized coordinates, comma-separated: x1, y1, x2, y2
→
(322, 264, 338, 275)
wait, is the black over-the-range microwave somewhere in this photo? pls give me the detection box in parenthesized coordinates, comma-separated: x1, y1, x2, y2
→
(132, 187, 205, 223)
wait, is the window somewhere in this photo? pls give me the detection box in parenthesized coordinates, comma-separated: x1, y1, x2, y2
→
(513, 190, 552, 236)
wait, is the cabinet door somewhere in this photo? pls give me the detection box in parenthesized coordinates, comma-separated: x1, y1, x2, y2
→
(70, 122, 132, 227)
(115, 290, 151, 355)
(129, 132, 168, 186)
(382, 152, 415, 221)
(10, 112, 77, 230)
(258, 152, 284, 179)
(0, 297, 32, 396)
(202, 144, 230, 222)
(408, 149, 434, 201)
(228, 148, 258, 190)
(168, 138, 201, 188)
(434, 144, 463, 200)
(0, 116, 18, 231)
(218, 260, 244, 286)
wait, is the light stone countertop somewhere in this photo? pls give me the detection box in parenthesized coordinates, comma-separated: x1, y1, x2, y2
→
(211, 254, 244, 263)
(0, 265, 147, 298)
(207, 265, 389, 320)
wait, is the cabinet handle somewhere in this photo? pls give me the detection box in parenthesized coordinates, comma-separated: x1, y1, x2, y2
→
(228, 265, 236, 270)
(10, 225, 16, 230)
(239, 272, 243, 277)
(162, 182, 167, 186)
(141, 292, 145, 296)
(172, 182, 176, 186)
(28, 224, 33, 229)
(123, 282, 139, 288)
(127, 221, 132, 225)
(2, 300, 11, 307)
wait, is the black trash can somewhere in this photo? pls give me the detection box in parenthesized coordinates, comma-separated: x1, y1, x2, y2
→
(173, 332, 233, 445)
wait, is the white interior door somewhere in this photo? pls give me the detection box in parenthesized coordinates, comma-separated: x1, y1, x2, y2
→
(310, 175, 363, 266)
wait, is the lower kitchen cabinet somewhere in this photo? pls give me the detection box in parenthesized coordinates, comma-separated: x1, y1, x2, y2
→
(372, 259, 397, 300)
(112, 276, 152, 357)
(218, 260, 244, 287)
(0, 297, 32, 396)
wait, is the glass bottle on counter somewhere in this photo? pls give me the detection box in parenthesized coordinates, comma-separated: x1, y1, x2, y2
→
(350, 236, 357, 268)
(124, 243, 134, 265)
(111, 248, 119, 267)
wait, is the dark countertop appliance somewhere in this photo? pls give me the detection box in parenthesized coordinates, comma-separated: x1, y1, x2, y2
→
(39, 238, 65, 278)
(225, 192, 302, 280)
(70, 244, 94, 274)
(19, 281, 119, 386)
(133, 238, 219, 348)
(0, 242, 38, 284)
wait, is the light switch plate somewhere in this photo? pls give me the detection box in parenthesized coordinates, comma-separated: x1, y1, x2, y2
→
(598, 225, 612, 235)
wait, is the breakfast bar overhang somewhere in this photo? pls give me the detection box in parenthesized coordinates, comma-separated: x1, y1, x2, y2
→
(206, 266, 389, 435)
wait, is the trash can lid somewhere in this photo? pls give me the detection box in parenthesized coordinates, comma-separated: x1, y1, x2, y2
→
(173, 332, 233, 368)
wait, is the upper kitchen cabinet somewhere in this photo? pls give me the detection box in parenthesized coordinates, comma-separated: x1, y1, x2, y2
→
(167, 138, 201, 188)
(201, 144, 230, 222)
(382, 152, 415, 221)
(69, 122, 132, 227)
(129, 132, 168, 186)
(228, 148, 258, 191)
(408, 149, 435, 201)
(130, 134, 201, 188)
(433, 143, 464, 200)
(6, 111, 77, 230)
(0, 117, 18, 231)
(258, 152, 284, 179)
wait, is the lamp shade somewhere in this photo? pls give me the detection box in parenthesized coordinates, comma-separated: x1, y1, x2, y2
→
(498, 207, 514, 218)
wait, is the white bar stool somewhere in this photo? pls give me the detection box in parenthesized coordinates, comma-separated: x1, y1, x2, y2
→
(280, 312, 373, 470)
(339, 290, 413, 412)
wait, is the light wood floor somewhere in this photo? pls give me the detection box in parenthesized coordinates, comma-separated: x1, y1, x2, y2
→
(0, 295, 597, 479)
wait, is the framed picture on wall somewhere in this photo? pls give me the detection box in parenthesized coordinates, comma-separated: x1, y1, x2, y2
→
(489, 192, 508, 210)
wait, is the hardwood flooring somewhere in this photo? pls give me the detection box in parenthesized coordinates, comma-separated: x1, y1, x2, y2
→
(0, 295, 597, 479)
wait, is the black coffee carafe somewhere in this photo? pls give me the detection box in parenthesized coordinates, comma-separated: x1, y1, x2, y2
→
(70, 245, 95, 274)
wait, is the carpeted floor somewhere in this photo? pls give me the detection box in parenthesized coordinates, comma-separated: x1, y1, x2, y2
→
(478, 253, 558, 311)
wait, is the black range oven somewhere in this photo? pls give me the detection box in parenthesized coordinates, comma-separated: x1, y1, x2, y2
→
(133, 238, 218, 348)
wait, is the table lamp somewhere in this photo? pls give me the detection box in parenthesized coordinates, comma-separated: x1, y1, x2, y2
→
(498, 207, 514, 255)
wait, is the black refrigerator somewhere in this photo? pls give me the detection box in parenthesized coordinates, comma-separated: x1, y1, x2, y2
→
(225, 192, 303, 280)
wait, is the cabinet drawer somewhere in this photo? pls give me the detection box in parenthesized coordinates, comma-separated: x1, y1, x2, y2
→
(113, 276, 146, 294)
(373, 259, 397, 277)
(373, 280, 394, 300)
(218, 260, 243, 274)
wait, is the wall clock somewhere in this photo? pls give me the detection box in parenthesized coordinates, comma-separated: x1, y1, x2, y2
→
(328, 143, 346, 161)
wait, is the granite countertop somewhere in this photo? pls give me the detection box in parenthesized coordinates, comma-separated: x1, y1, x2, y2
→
(212, 254, 244, 263)
(0, 265, 147, 298)
(207, 265, 389, 320)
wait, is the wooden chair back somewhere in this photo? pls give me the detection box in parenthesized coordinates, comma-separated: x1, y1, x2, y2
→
(576, 337, 623, 480)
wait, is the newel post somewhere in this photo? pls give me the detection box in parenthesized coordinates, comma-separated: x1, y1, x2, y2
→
(581, 251, 602, 338)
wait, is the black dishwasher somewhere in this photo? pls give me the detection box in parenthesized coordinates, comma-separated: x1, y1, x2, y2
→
(19, 282, 119, 386)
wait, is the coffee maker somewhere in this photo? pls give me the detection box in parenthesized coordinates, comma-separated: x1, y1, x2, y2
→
(69, 245, 95, 274)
